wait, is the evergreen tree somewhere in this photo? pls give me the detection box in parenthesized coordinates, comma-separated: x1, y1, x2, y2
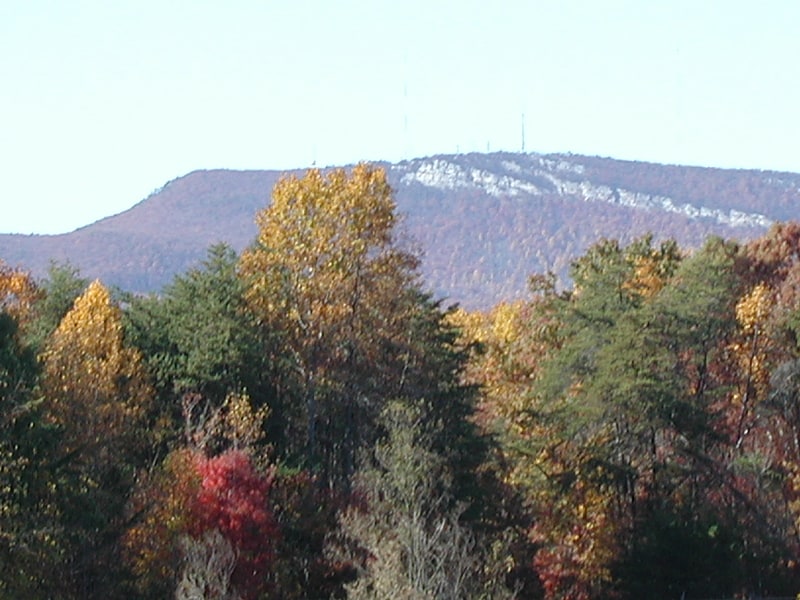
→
(23, 262, 87, 354)
(124, 244, 274, 453)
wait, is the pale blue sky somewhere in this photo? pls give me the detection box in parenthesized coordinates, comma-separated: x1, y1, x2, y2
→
(2, 1, 798, 234)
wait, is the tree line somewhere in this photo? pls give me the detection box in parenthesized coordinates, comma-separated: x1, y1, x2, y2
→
(1, 164, 800, 598)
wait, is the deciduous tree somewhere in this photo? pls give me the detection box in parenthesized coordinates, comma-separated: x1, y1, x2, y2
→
(40, 279, 153, 597)
(0, 260, 41, 327)
(42, 280, 151, 462)
(335, 402, 495, 600)
(240, 165, 422, 485)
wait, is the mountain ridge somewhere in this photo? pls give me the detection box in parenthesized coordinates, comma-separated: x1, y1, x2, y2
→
(2, 151, 797, 308)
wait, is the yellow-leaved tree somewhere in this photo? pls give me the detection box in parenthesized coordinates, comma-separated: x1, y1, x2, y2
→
(241, 164, 416, 340)
(240, 164, 420, 484)
(39, 279, 154, 596)
(730, 282, 775, 450)
(42, 279, 152, 463)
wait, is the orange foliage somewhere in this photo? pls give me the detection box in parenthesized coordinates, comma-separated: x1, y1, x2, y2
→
(0, 260, 41, 324)
(124, 450, 200, 591)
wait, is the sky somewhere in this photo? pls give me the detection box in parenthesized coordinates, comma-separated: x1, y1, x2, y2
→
(2, 1, 799, 235)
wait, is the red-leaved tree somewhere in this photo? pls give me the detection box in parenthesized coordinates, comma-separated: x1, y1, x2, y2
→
(126, 448, 279, 599)
(188, 450, 279, 599)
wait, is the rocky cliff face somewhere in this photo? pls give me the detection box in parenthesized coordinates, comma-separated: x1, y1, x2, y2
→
(393, 153, 773, 228)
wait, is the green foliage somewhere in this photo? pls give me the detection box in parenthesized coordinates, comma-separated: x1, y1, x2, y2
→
(0, 312, 64, 598)
(336, 401, 505, 600)
(124, 243, 275, 453)
(23, 262, 87, 353)
(465, 233, 800, 599)
(618, 507, 751, 599)
(127, 244, 268, 399)
(12, 170, 800, 598)
(0, 312, 36, 402)
(269, 468, 354, 599)
(240, 166, 456, 488)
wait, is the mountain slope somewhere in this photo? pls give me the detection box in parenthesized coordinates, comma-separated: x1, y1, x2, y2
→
(1, 151, 796, 309)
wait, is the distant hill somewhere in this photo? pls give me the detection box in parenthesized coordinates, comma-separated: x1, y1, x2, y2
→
(1, 151, 797, 309)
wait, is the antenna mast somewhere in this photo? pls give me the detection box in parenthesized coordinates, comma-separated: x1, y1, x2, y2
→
(521, 113, 526, 153)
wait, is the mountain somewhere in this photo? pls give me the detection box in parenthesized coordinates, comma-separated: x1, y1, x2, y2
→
(2, 151, 798, 309)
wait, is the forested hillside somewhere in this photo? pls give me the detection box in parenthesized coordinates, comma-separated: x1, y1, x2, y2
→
(3, 165, 800, 598)
(1, 151, 794, 308)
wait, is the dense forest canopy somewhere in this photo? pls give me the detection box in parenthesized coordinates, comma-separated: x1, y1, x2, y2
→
(2, 165, 800, 598)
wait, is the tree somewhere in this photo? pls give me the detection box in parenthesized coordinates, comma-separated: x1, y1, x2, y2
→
(603, 239, 751, 598)
(124, 244, 274, 456)
(268, 468, 355, 599)
(123, 448, 200, 598)
(40, 280, 153, 597)
(0, 260, 41, 327)
(23, 262, 86, 353)
(0, 311, 64, 598)
(240, 164, 422, 485)
(126, 244, 268, 403)
(188, 449, 279, 600)
(42, 280, 152, 462)
(124, 448, 279, 600)
(735, 224, 800, 590)
(124, 450, 280, 600)
(124, 381, 276, 599)
(472, 235, 792, 598)
(335, 402, 498, 600)
(176, 530, 241, 600)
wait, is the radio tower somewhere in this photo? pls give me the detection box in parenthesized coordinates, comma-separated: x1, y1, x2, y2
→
(521, 113, 526, 153)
